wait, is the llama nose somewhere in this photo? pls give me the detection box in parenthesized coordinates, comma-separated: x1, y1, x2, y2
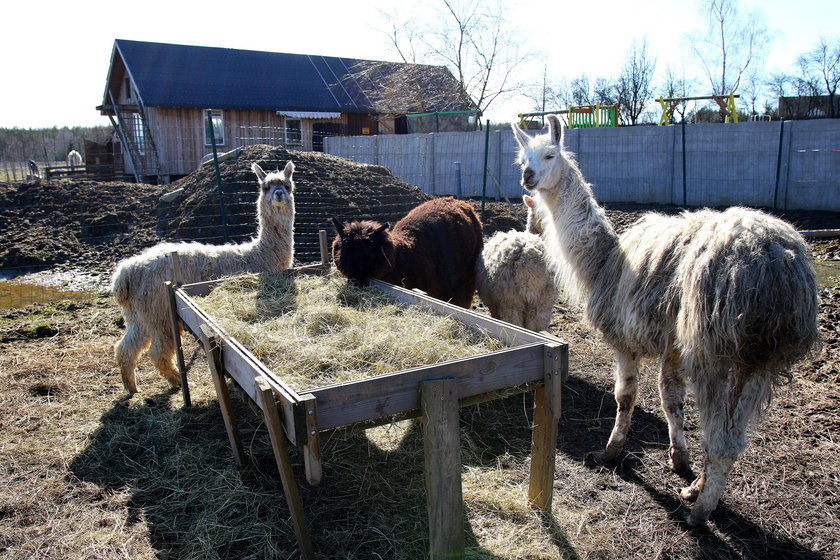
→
(522, 168, 535, 186)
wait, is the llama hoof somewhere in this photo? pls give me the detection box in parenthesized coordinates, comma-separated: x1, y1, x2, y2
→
(679, 482, 701, 502)
(668, 448, 693, 478)
(684, 509, 710, 528)
(586, 449, 619, 468)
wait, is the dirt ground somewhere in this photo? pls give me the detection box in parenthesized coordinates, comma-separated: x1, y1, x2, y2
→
(0, 147, 838, 559)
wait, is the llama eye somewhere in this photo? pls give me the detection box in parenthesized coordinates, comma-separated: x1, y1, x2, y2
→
(544, 154, 555, 160)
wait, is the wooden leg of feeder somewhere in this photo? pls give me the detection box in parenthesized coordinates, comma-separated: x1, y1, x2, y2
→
(421, 378, 465, 559)
(256, 377, 315, 560)
(166, 281, 191, 407)
(200, 326, 246, 467)
(299, 393, 323, 485)
(528, 344, 566, 511)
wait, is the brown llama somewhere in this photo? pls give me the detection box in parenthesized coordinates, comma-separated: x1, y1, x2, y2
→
(331, 196, 483, 308)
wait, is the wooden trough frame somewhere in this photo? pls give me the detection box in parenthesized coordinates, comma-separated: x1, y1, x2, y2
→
(167, 236, 568, 559)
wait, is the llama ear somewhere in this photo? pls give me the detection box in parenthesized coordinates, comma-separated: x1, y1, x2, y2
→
(283, 160, 295, 178)
(547, 115, 563, 146)
(331, 217, 344, 235)
(511, 122, 530, 148)
(251, 163, 267, 183)
(523, 194, 534, 208)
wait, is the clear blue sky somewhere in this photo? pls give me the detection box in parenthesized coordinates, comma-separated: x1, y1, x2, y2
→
(2, 0, 837, 128)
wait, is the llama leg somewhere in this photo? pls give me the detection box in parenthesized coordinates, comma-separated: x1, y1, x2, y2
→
(148, 330, 181, 389)
(685, 370, 772, 527)
(658, 350, 691, 476)
(595, 350, 639, 463)
(115, 320, 150, 394)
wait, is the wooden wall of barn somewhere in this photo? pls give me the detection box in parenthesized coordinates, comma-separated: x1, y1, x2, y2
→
(146, 108, 350, 176)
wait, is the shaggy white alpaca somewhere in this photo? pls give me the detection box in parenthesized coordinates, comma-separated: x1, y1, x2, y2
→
(112, 161, 296, 394)
(475, 197, 558, 332)
(66, 150, 82, 169)
(512, 116, 820, 527)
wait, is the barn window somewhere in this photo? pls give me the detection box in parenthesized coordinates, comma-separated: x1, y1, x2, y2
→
(129, 114, 145, 156)
(285, 119, 302, 146)
(204, 110, 225, 146)
(125, 78, 132, 101)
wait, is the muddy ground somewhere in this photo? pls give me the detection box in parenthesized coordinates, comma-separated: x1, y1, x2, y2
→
(0, 146, 838, 559)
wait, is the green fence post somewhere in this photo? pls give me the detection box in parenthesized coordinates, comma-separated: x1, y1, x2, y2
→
(773, 120, 786, 212)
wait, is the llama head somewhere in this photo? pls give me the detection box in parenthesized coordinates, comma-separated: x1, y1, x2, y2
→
(330, 218, 395, 284)
(253, 161, 295, 204)
(523, 194, 547, 235)
(252, 161, 296, 228)
(512, 115, 571, 196)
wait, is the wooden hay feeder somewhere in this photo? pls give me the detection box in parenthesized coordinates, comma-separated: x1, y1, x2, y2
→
(167, 233, 567, 559)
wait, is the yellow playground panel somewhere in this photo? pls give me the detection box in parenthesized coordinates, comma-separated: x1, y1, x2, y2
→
(659, 93, 739, 125)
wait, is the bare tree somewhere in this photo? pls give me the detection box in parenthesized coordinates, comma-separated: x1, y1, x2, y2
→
(616, 38, 656, 125)
(570, 74, 592, 105)
(659, 65, 694, 123)
(795, 36, 840, 117)
(687, 0, 770, 97)
(375, 0, 531, 119)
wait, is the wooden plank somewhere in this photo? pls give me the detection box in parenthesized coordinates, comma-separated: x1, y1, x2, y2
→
(256, 378, 315, 560)
(528, 343, 565, 511)
(166, 281, 191, 407)
(422, 378, 465, 559)
(299, 393, 323, 485)
(200, 325, 247, 466)
(310, 343, 546, 431)
(369, 279, 559, 347)
(173, 289, 302, 446)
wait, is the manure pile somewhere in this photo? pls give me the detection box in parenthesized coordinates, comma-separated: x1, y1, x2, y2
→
(196, 271, 506, 391)
(168, 145, 433, 264)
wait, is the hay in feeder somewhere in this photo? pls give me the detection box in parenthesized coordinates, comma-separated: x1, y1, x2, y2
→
(196, 271, 507, 391)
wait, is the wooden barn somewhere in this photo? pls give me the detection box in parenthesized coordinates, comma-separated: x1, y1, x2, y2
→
(97, 39, 477, 183)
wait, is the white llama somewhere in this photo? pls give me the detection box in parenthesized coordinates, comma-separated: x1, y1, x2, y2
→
(475, 196, 558, 332)
(67, 150, 82, 169)
(512, 116, 820, 526)
(112, 161, 296, 394)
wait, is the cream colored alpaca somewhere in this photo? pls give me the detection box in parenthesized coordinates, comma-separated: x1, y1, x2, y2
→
(513, 116, 820, 527)
(475, 197, 558, 332)
(112, 162, 296, 394)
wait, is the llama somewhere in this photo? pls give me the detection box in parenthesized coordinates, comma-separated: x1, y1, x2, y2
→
(66, 149, 82, 169)
(512, 116, 820, 527)
(331, 197, 483, 308)
(112, 161, 296, 394)
(475, 197, 558, 331)
(26, 160, 41, 181)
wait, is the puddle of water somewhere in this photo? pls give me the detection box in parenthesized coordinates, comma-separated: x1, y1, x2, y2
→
(0, 280, 95, 309)
(814, 260, 840, 289)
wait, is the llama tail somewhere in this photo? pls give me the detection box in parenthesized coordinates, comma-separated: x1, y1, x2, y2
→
(110, 263, 133, 306)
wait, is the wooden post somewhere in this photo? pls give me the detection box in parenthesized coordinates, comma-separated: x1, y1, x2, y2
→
(165, 280, 191, 407)
(200, 325, 247, 466)
(299, 393, 323, 485)
(528, 343, 566, 511)
(256, 377, 315, 560)
(318, 229, 330, 268)
(421, 378, 465, 559)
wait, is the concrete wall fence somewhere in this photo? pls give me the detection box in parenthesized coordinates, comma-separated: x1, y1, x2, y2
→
(325, 119, 840, 212)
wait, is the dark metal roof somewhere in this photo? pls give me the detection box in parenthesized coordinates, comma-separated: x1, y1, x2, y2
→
(109, 39, 472, 114)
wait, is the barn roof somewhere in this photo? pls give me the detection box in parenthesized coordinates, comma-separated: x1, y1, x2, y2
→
(101, 39, 475, 115)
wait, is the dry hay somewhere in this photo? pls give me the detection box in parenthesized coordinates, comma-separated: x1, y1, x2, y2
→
(195, 270, 507, 391)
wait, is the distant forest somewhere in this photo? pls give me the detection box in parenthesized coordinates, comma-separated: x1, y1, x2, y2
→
(0, 126, 112, 162)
